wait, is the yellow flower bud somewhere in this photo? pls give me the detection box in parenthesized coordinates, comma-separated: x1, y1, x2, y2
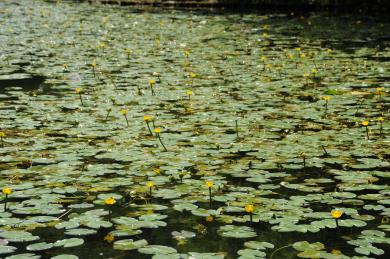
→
(205, 181, 214, 188)
(2, 187, 12, 195)
(331, 209, 343, 219)
(105, 197, 116, 205)
(245, 204, 254, 213)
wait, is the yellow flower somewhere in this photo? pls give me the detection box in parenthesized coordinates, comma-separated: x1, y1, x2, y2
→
(105, 197, 116, 205)
(245, 204, 254, 213)
(2, 187, 12, 195)
(323, 96, 331, 101)
(295, 47, 301, 51)
(154, 127, 161, 134)
(376, 87, 384, 92)
(300, 53, 306, 58)
(303, 73, 310, 78)
(104, 234, 114, 243)
(326, 48, 332, 53)
(143, 115, 153, 122)
(184, 50, 190, 57)
(120, 109, 128, 116)
(187, 91, 193, 96)
(0, 132, 5, 138)
(288, 54, 294, 59)
(205, 215, 214, 222)
(331, 209, 343, 219)
(260, 56, 267, 62)
(362, 121, 369, 126)
(153, 168, 161, 175)
(146, 181, 154, 188)
(75, 88, 81, 94)
(378, 117, 384, 121)
(311, 69, 318, 75)
(91, 60, 97, 68)
(205, 181, 214, 188)
(149, 79, 156, 86)
(190, 72, 198, 79)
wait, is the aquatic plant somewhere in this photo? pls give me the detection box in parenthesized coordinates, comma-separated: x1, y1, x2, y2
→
(0, 131, 5, 148)
(2, 187, 12, 211)
(154, 127, 167, 152)
(146, 181, 154, 196)
(120, 108, 129, 127)
(75, 88, 84, 106)
(362, 121, 370, 140)
(245, 204, 254, 224)
(143, 115, 153, 136)
(331, 209, 343, 227)
(149, 79, 156, 96)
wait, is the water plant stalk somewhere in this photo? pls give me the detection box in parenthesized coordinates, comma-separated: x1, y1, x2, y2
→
(0, 133, 4, 148)
(155, 128, 167, 152)
(105, 108, 111, 122)
(235, 119, 239, 137)
(4, 194, 8, 211)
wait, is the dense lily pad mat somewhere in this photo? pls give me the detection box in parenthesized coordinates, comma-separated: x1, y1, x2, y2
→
(0, 0, 389, 258)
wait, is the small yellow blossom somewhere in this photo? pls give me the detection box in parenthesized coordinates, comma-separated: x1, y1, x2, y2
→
(190, 73, 198, 79)
(205, 181, 214, 188)
(323, 96, 331, 101)
(154, 127, 161, 134)
(104, 234, 114, 243)
(91, 60, 97, 68)
(300, 53, 306, 58)
(311, 69, 318, 75)
(331, 209, 343, 219)
(187, 90, 193, 96)
(245, 204, 254, 213)
(0, 132, 5, 138)
(149, 79, 156, 86)
(378, 117, 384, 121)
(75, 88, 81, 94)
(2, 187, 12, 195)
(288, 54, 294, 59)
(146, 181, 154, 188)
(153, 168, 161, 175)
(120, 109, 128, 116)
(105, 197, 116, 205)
(362, 121, 369, 126)
(260, 56, 267, 62)
(295, 47, 301, 51)
(143, 115, 153, 122)
(205, 215, 214, 222)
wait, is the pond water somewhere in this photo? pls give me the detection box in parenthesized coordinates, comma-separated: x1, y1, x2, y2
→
(0, 0, 389, 258)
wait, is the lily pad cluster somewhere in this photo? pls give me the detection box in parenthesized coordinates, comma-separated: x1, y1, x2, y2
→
(0, 0, 389, 258)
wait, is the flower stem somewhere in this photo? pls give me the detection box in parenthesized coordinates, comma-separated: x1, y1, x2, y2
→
(4, 194, 8, 212)
(270, 244, 293, 259)
(124, 115, 129, 127)
(365, 126, 369, 140)
(78, 93, 84, 106)
(235, 119, 239, 137)
(0, 137, 3, 148)
(157, 134, 168, 152)
(105, 110, 111, 122)
(209, 187, 212, 208)
(146, 121, 153, 136)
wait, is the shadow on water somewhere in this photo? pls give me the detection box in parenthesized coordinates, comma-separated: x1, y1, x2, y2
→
(0, 74, 45, 92)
